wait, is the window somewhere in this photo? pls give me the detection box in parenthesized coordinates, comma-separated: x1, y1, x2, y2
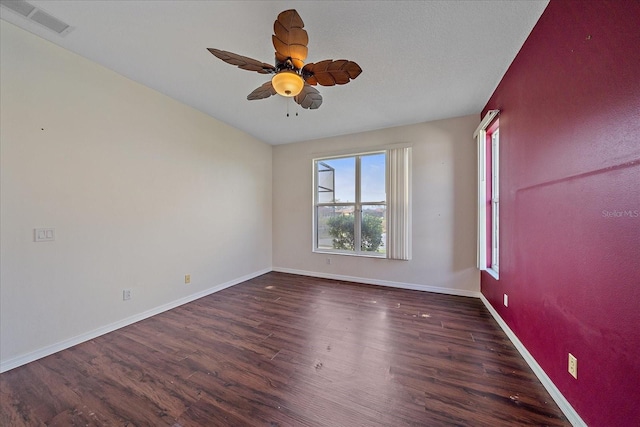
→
(315, 152, 387, 256)
(474, 110, 500, 279)
(313, 147, 411, 260)
(489, 126, 499, 274)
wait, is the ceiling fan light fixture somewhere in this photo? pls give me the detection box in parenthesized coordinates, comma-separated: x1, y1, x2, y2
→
(272, 71, 304, 97)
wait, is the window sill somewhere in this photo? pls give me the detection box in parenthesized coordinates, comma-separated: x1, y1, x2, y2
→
(314, 249, 386, 259)
(485, 268, 499, 280)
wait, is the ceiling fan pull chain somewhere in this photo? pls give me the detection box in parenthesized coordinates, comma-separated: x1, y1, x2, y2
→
(285, 98, 299, 117)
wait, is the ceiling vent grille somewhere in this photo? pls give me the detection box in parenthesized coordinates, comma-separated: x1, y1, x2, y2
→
(29, 9, 70, 33)
(1, 0, 73, 36)
(1, 0, 33, 17)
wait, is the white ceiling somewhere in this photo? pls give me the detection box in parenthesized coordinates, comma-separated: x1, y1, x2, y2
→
(1, 0, 548, 145)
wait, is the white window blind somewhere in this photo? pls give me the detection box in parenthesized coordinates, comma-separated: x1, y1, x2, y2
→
(387, 147, 412, 260)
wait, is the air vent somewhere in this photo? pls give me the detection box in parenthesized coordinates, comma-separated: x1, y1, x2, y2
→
(1, 0, 34, 17)
(29, 9, 69, 33)
(0, 0, 73, 36)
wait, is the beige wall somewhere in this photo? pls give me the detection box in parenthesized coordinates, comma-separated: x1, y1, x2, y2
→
(272, 115, 479, 296)
(0, 22, 272, 369)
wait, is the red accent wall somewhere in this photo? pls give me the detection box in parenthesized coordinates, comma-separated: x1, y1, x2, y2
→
(481, 1, 640, 425)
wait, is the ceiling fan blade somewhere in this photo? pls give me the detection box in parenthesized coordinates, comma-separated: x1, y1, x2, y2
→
(207, 48, 275, 74)
(272, 9, 308, 69)
(294, 84, 323, 109)
(247, 81, 277, 100)
(303, 60, 362, 86)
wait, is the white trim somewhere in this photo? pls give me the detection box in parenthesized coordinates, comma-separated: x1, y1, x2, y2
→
(485, 268, 499, 280)
(312, 249, 385, 259)
(480, 295, 587, 427)
(477, 127, 487, 270)
(0, 268, 271, 373)
(490, 128, 500, 275)
(473, 109, 500, 138)
(311, 142, 412, 158)
(475, 110, 500, 271)
(272, 267, 481, 298)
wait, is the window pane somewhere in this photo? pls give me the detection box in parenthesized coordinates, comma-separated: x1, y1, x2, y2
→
(317, 205, 355, 251)
(360, 153, 386, 203)
(317, 161, 335, 203)
(361, 205, 386, 254)
(317, 157, 355, 203)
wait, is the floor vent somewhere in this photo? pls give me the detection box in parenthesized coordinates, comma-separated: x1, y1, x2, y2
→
(1, 0, 73, 36)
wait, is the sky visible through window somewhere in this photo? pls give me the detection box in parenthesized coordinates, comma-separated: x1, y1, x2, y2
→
(322, 153, 385, 203)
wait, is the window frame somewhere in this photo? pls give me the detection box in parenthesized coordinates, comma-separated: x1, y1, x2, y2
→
(474, 110, 500, 279)
(313, 151, 387, 258)
(489, 125, 500, 276)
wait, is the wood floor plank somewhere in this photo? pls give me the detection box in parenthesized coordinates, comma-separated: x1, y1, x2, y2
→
(0, 272, 570, 426)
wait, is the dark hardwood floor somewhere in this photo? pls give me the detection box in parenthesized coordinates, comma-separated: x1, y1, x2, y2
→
(0, 272, 569, 426)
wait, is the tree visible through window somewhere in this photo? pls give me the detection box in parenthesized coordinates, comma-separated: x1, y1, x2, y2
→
(314, 153, 387, 256)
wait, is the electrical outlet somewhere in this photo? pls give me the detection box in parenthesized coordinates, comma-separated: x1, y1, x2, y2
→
(34, 228, 55, 242)
(123, 289, 132, 301)
(185, 274, 191, 284)
(326, 258, 331, 265)
(568, 353, 578, 379)
(503, 294, 508, 307)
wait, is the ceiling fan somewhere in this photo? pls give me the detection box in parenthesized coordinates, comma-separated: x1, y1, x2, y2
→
(207, 9, 362, 110)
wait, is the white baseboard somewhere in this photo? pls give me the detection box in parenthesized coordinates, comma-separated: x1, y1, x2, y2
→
(0, 268, 271, 373)
(272, 267, 481, 298)
(479, 295, 586, 427)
